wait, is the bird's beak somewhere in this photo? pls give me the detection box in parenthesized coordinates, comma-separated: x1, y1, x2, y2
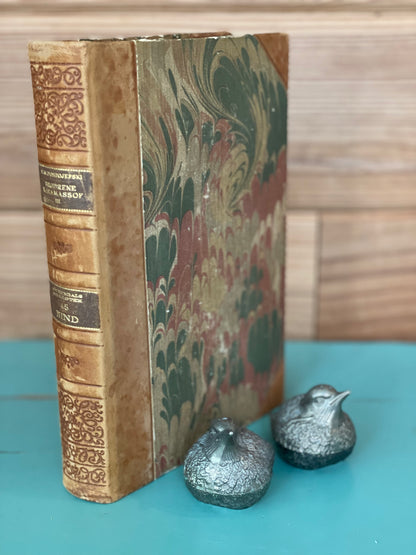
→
(330, 390, 350, 406)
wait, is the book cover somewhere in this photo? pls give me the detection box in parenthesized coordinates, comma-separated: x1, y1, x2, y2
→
(29, 32, 288, 502)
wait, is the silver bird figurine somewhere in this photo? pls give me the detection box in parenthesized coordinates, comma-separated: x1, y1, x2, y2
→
(271, 384, 356, 469)
(184, 417, 274, 509)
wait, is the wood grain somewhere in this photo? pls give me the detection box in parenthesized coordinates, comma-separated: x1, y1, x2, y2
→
(0, 212, 51, 338)
(1, 3, 416, 339)
(3, 1, 416, 8)
(1, 10, 415, 209)
(318, 210, 416, 340)
(0, 210, 308, 339)
(285, 211, 320, 339)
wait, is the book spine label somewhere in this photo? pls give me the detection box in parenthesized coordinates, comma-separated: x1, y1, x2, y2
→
(49, 281, 100, 330)
(39, 164, 94, 212)
(29, 42, 112, 503)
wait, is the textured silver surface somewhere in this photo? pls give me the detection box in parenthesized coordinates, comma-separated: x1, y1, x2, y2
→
(184, 417, 274, 509)
(271, 384, 356, 469)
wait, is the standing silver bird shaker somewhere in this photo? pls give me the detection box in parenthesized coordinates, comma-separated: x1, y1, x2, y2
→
(184, 417, 274, 509)
(271, 384, 356, 469)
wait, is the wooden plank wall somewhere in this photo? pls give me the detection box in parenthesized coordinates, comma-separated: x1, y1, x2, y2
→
(1, 1, 415, 340)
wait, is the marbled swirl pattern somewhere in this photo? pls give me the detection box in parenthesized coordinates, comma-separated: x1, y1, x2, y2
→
(136, 35, 287, 475)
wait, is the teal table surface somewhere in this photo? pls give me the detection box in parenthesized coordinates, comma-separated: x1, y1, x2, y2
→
(1, 341, 415, 554)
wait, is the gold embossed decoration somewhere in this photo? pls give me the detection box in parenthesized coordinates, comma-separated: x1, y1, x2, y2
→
(30, 64, 83, 88)
(58, 348, 79, 370)
(30, 63, 87, 151)
(58, 388, 106, 486)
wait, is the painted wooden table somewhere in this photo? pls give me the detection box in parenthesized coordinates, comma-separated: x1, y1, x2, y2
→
(1, 341, 415, 554)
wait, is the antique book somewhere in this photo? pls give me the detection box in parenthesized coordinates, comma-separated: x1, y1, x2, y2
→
(28, 32, 288, 503)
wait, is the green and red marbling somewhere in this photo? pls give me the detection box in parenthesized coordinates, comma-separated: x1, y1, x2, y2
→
(136, 34, 287, 476)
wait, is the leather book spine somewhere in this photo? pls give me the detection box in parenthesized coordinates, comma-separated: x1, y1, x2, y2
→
(28, 40, 153, 503)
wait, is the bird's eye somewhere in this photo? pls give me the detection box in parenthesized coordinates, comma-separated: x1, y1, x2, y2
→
(313, 396, 325, 404)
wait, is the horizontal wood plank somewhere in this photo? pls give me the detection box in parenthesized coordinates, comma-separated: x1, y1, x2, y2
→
(0, 210, 312, 339)
(0, 211, 51, 338)
(285, 211, 319, 339)
(318, 210, 416, 340)
(3, 1, 416, 9)
(1, 11, 415, 209)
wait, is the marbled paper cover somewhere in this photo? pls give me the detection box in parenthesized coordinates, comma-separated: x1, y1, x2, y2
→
(136, 33, 287, 476)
